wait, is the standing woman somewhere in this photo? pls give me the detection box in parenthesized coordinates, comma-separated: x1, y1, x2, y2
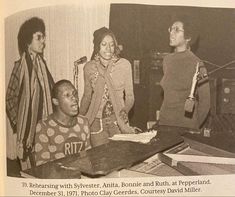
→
(6, 17, 54, 170)
(80, 27, 135, 147)
(159, 19, 210, 131)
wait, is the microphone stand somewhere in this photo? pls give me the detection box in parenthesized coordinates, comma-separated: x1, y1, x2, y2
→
(199, 59, 235, 83)
(73, 63, 79, 95)
(184, 60, 235, 113)
(73, 57, 87, 97)
(184, 62, 200, 113)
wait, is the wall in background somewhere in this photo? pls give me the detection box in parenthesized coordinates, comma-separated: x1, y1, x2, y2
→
(109, 4, 235, 129)
(110, 4, 235, 66)
(5, 4, 110, 101)
(4, 4, 110, 159)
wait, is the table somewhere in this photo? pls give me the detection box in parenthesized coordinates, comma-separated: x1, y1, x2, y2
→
(130, 137, 235, 177)
(21, 127, 235, 178)
(21, 129, 183, 179)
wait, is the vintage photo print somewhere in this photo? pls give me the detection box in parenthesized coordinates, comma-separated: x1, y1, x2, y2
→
(3, 0, 235, 196)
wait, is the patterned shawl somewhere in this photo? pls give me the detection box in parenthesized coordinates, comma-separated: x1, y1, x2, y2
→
(16, 52, 53, 160)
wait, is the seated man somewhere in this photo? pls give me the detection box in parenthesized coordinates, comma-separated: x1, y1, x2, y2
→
(34, 80, 91, 166)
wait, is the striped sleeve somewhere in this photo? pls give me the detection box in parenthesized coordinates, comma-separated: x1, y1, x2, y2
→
(6, 61, 21, 133)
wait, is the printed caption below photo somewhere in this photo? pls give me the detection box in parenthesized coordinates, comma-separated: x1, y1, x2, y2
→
(20, 178, 212, 196)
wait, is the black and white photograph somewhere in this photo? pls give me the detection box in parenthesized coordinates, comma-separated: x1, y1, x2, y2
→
(2, 0, 235, 196)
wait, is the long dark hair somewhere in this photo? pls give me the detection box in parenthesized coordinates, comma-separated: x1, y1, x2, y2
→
(91, 27, 119, 60)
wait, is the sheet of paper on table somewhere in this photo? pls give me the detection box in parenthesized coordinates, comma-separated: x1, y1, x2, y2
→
(109, 130, 157, 144)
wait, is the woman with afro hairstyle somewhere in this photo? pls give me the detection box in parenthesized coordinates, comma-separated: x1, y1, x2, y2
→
(6, 17, 54, 170)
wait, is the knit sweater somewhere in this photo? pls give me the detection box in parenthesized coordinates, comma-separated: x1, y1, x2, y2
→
(80, 58, 134, 119)
(159, 50, 210, 129)
(34, 115, 91, 166)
